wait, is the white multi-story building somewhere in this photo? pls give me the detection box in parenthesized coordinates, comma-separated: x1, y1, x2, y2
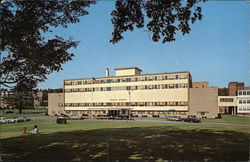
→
(237, 90, 250, 115)
(63, 67, 191, 117)
(48, 67, 218, 118)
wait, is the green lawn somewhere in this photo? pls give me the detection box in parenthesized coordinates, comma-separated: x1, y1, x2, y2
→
(0, 120, 249, 161)
(201, 115, 250, 125)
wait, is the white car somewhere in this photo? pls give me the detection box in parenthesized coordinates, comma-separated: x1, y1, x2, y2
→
(0, 117, 8, 124)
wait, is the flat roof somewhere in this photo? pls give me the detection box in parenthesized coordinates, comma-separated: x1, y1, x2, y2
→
(64, 71, 190, 81)
(114, 67, 142, 71)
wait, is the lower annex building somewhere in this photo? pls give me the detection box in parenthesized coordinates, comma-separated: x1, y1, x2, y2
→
(48, 67, 218, 118)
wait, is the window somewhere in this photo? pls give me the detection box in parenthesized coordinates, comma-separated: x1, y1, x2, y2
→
(176, 84, 179, 88)
(107, 87, 111, 91)
(176, 75, 178, 79)
(239, 100, 242, 104)
(220, 98, 234, 102)
(125, 78, 131, 82)
(243, 91, 246, 95)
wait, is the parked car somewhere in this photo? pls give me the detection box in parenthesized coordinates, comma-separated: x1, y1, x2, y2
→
(0, 117, 8, 124)
(5, 111, 14, 114)
(8, 117, 18, 123)
(166, 116, 182, 121)
(183, 115, 201, 123)
(68, 115, 83, 120)
(59, 114, 69, 119)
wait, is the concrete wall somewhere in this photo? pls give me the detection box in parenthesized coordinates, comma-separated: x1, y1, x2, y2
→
(48, 93, 64, 116)
(188, 88, 218, 118)
(218, 96, 237, 106)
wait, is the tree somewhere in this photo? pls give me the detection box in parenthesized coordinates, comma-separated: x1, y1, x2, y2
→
(110, 0, 205, 43)
(1, 0, 205, 88)
(0, 0, 95, 88)
(4, 80, 35, 114)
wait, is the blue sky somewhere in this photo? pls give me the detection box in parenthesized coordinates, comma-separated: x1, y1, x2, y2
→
(38, 1, 249, 89)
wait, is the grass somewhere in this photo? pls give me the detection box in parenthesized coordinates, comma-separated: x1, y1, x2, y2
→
(0, 120, 249, 161)
(201, 115, 250, 125)
(0, 107, 47, 118)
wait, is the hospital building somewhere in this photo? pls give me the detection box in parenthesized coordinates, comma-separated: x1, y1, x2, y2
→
(49, 67, 218, 118)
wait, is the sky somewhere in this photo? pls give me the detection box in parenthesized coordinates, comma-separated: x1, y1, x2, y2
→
(38, 1, 249, 89)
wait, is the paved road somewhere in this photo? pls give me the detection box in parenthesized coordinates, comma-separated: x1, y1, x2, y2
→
(32, 116, 249, 127)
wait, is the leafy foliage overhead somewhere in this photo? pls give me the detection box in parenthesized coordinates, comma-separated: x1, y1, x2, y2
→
(1, 0, 205, 89)
(110, 0, 204, 43)
(0, 0, 95, 88)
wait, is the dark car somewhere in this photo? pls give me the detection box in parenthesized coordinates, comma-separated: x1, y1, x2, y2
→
(183, 115, 201, 123)
(5, 111, 14, 114)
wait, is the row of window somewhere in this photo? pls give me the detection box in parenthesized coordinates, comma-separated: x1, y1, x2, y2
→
(238, 99, 250, 104)
(220, 98, 234, 102)
(238, 107, 250, 111)
(238, 90, 250, 96)
(65, 83, 188, 93)
(65, 101, 188, 107)
(65, 74, 188, 85)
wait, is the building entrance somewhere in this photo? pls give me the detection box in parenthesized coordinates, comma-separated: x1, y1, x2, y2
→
(107, 109, 130, 117)
(108, 110, 119, 116)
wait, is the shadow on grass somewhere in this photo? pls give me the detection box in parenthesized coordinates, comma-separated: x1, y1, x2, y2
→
(0, 126, 249, 161)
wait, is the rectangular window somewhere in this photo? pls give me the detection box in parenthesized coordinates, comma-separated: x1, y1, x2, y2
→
(247, 91, 250, 95)
(243, 91, 246, 95)
(176, 84, 179, 88)
(239, 100, 242, 104)
(125, 78, 131, 82)
(176, 75, 178, 79)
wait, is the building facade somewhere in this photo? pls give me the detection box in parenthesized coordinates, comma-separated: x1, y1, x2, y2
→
(237, 90, 250, 116)
(192, 82, 209, 88)
(228, 82, 244, 96)
(48, 93, 64, 115)
(48, 67, 218, 118)
(218, 96, 237, 115)
(64, 68, 191, 117)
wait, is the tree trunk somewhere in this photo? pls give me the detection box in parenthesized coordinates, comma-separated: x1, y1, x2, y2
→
(19, 108, 22, 114)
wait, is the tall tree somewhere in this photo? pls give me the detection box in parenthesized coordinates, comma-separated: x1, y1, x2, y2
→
(0, 0, 95, 88)
(110, 0, 204, 43)
(4, 79, 35, 114)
